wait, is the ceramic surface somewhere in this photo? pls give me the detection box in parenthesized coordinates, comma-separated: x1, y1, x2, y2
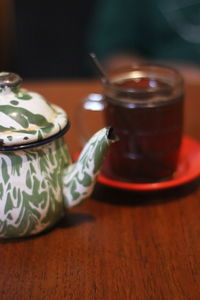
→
(0, 73, 114, 238)
(0, 86, 67, 146)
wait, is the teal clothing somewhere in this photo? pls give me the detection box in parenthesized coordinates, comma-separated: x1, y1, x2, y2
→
(88, 0, 200, 65)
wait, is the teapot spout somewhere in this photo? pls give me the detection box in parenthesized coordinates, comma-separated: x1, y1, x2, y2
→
(63, 127, 116, 208)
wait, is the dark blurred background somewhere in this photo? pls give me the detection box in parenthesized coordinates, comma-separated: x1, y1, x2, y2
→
(1, 0, 200, 80)
(0, 0, 97, 79)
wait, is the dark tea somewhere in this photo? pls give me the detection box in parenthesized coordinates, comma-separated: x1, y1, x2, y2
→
(102, 66, 184, 182)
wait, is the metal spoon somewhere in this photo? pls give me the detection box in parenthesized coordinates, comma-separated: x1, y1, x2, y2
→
(89, 53, 110, 85)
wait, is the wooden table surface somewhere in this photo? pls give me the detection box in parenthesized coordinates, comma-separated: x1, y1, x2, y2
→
(1, 78, 200, 300)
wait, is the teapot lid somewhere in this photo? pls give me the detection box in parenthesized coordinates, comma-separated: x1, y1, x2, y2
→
(0, 72, 68, 147)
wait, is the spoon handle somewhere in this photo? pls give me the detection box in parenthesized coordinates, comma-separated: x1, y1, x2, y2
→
(89, 53, 110, 84)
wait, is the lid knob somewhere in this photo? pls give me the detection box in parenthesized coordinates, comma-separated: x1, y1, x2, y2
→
(0, 72, 22, 88)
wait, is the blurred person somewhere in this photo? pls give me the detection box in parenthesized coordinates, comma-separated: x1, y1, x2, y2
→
(87, 0, 200, 79)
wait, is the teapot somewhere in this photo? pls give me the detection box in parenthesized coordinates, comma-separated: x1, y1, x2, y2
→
(0, 72, 116, 238)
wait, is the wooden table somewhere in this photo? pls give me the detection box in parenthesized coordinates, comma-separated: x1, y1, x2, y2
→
(1, 79, 200, 300)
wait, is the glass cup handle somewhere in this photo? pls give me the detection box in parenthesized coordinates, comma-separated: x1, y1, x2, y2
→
(76, 93, 105, 147)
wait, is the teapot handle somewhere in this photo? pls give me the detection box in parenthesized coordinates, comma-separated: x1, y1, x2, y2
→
(75, 93, 105, 147)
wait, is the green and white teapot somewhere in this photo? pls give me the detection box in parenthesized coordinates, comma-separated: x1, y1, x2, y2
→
(0, 72, 115, 238)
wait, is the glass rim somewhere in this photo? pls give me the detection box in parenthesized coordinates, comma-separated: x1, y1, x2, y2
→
(103, 63, 184, 96)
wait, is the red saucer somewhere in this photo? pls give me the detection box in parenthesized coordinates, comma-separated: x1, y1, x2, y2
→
(97, 136, 200, 191)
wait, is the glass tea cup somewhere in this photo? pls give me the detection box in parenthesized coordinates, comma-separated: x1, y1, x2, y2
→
(79, 65, 184, 183)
